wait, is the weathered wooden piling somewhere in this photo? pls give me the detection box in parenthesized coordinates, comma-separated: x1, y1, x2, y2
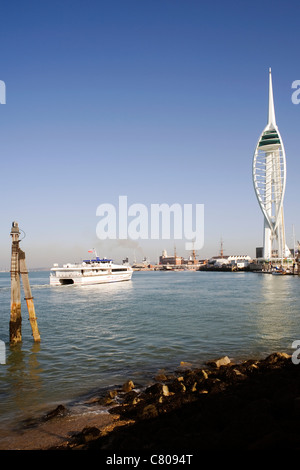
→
(19, 249, 40, 342)
(9, 222, 40, 344)
(10, 222, 22, 344)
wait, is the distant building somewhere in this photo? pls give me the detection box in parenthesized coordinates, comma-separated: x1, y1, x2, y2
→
(208, 256, 230, 267)
(208, 255, 251, 268)
(159, 249, 205, 267)
(181, 256, 199, 266)
(229, 255, 252, 269)
(228, 255, 251, 263)
(159, 250, 182, 266)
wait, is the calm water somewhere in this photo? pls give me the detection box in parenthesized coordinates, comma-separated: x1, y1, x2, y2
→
(0, 270, 299, 435)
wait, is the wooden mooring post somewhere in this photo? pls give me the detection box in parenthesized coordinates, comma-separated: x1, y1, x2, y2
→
(9, 222, 40, 344)
(10, 222, 22, 344)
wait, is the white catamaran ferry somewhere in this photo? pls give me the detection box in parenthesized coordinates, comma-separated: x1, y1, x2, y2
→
(50, 254, 133, 286)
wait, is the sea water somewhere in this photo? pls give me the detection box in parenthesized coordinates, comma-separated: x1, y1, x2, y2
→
(0, 270, 299, 436)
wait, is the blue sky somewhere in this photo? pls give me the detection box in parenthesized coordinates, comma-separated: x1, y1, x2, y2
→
(0, 0, 299, 268)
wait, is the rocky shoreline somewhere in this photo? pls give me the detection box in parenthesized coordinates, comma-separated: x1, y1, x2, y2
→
(29, 351, 300, 451)
(3, 351, 300, 451)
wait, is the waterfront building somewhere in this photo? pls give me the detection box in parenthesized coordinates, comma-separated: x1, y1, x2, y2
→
(208, 255, 251, 268)
(253, 69, 290, 261)
(158, 247, 203, 266)
(159, 249, 182, 266)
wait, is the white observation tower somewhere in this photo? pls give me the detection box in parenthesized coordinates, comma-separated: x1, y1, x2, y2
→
(253, 68, 290, 261)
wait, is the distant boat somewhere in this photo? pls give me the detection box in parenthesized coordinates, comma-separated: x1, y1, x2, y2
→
(271, 267, 286, 275)
(50, 254, 133, 286)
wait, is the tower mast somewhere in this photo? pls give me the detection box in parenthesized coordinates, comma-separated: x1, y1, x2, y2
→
(220, 238, 224, 258)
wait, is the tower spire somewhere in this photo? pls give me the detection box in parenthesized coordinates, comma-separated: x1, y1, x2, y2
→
(268, 67, 276, 128)
(253, 69, 290, 261)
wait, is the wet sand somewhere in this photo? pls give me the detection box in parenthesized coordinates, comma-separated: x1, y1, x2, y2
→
(0, 409, 120, 450)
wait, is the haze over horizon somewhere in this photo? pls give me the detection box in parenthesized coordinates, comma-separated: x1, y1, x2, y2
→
(0, 0, 299, 269)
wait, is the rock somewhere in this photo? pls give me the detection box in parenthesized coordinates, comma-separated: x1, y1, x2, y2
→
(232, 368, 247, 380)
(209, 378, 227, 394)
(85, 396, 100, 405)
(81, 426, 100, 442)
(182, 371, 199, 391)
(97, 390, 119, 406)
(107, 389, 118, 399)
(207, 356, 231, 368)
(43, 404, 68, 421)
(233, 360, 259, 377)
(145, 383, 170, 398)
(123, 390, 140, 405)
(64, 351, 300, 451)
(139, 404, 159, 420)
(122, 380, 135, 392)
(179, 361, 193, 370)
(73, 426, 100, 445)
(168, 378, 186, 394)
(262, 352, 291, 365)
(97, 396, 115, 406)
(191, 382, 197, 392)
(154, 369, 168, 381)
(243, 361, 259, 372)
(220, 367, 248, 383)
